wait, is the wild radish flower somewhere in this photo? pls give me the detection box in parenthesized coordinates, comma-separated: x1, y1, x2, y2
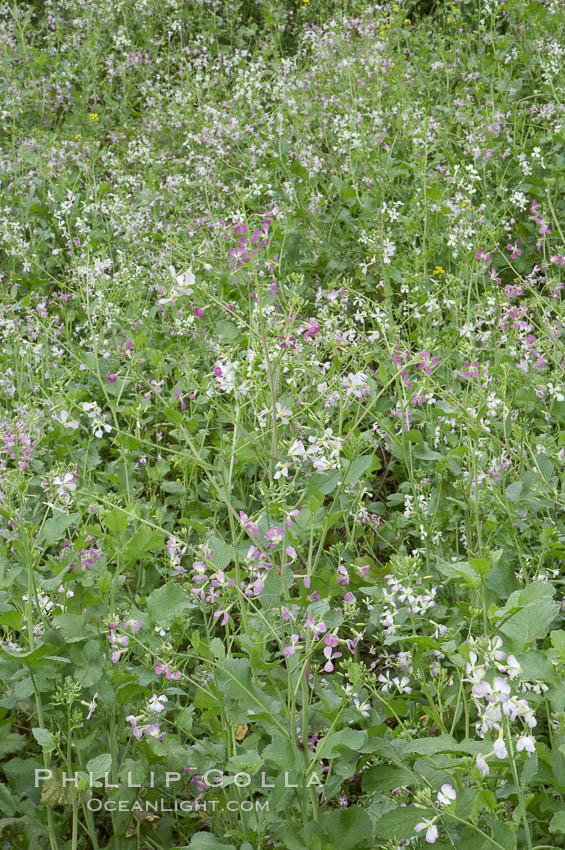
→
(148, 694, 168, 713)
(265, 526, 285, 545)
(282, 634, 300, 657)
(414, 818, 439, 843)
(126, 715, 143, 741)
(213, 609, 229, 626)
(274, 462, 291, 480)
(52, 472, 77, 501)
(239, 512, 259, 537)
(436, 783, 456, 805)
(353, 694, 371, 718)
(288, 440, 306, 460)
(275, 402, 293, 424)
(476, 753, 490, 776)
(86, 692, 98, 720)
(53, 410, 79, 429)
(83, 403, 112, 438)
(158, 267, 195, 303)
(143, 724, 165, 740)
(516, 735, 536, 755)
(167, 535, 186, 574)
(507, 241, 521, 259)
(493, 737, 508, 759)
(155, 662, 181, 680)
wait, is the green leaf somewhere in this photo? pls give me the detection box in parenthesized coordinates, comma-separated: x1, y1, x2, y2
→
(186, 833, 237, 850)
(318, 729, 367, 759)
(215, 320, 239, 341)
(208, 536, 234, 569)
(209, 638, 225, 660)
(469, 557, 491, 576)
(320, 806, 373, 850)
(413, 443, 442, 461)
(505, 482, 523, 502)
(104, 508, 128, 533)
(38, 512, 80, 547)
(86, 753, 112, 780)
(498, 586, 558, 649)
(362, 765, 413, 793)
(550, 811, 565, 834)
(0, 783, 18, 817)
(374, 805, 424, 839)
(124, 527, 162, 563)
(147, 584, 193, 628)
(52, 613, 92, 643)
(32, 727, 56, 753)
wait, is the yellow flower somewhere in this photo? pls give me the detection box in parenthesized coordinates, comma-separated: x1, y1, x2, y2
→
(433, 266, 445, 277)
(404, 18, 411, 25)
(75, 133, 82, 141)
(302, 0, 310, 5)
(89, 113, 99, 122)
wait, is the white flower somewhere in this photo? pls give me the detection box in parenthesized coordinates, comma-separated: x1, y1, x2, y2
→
(148, 694, 168, 714)
(54, 410, 79, 429)
(91, 417, 112, 439)
(493, 737, 507, 759)
(82, 401, 100, 414)
(53, 472, 76, 500)
(436, 783, 456, 805)
(414, 818, 439, 843)
(476, 754, 489, 776)
(158, 267, 195, 303)
(274, 462, 290, 480)
(288, 440, 306, 460)
(516, 735, 536, 755)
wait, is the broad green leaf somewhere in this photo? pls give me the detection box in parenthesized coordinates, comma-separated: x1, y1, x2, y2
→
(32, 727, 56, 753)
(147, 583, 193, 628)
(320, 805, 373, 850)
(86, 753, 112, 780)
(186, 833, 237, 850)
(38, 512, 80, 547)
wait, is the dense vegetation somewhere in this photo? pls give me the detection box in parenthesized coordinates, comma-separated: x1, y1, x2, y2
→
(1, 0, 565, 848)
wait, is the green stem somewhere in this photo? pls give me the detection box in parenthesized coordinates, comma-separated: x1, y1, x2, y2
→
(20, 525, 58, 850)
(505, 719, 533, 850)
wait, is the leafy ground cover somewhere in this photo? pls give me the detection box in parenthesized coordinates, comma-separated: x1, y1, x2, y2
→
(1, 0, 565, 848)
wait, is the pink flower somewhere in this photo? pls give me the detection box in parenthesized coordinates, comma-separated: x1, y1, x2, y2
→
(282, 635, 299, 657)
(155, 661, 181, 680)
(506, 241, 521, 260)
(108, 374, 117, 383)
(126, 715, 143, 740)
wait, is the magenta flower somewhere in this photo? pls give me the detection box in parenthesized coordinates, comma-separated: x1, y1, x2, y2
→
(126, 715, 143, 740)
(213, 609, 229, 627)
(282, 634, 300, 657)
(155, 661, 181, 681)
(506, 241, 521, 260)
(322, 645, 342, 672)
(240, 511, 259, 537)
(416, 351, 439, 374)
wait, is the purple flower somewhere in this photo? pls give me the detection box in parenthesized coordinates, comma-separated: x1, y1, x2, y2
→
(126, 715, 143, 740)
